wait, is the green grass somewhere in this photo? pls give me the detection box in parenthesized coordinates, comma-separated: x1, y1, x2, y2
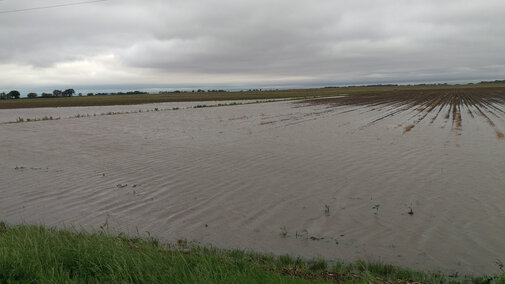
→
(1, 222, 503, 283)
(2, 83, 505, 109)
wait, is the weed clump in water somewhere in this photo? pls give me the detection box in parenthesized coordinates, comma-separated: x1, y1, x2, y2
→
(295, 229, 308, 239)
(403, 124, 415, 133)
(496, 131, 504, 139)
(372, 204, 380, 215)
(280, 226, 288, 238)
(408, 204, 414, 215)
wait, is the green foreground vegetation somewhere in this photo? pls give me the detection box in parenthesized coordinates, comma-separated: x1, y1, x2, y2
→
(0, 222, 503, 283)
(2, 83, 505, 109)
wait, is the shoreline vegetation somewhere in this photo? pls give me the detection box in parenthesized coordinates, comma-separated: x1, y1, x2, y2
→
(2, 99, 285, 125)
(1, 82, 505, 109)
(0, 222, 503, 283)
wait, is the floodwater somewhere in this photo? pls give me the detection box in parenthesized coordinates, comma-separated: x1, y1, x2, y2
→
(0, 100, 267, 124)
(1, 98, 504, 275)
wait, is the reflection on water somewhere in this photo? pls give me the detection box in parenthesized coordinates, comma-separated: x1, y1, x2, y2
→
(1, 98, 504, 275)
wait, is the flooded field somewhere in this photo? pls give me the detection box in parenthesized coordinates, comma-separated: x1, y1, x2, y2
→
(0, 99, 273, 124)
(305, 87, 505, 137)
(1, 90, 505, 275)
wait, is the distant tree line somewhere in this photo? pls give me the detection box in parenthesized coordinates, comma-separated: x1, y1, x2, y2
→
(42, 89, 76, 98)
(0, 90, 21, 100)
(157, 89, 229, 94)
(0, 89, 76, 100)
(1, 88, 253, 99)
(323, 80, 505, 89)
(84, 91, 149, 96)
(109, 91, 148, 95)
(478, 80, 505, 84)
(0, 89, 149, 99)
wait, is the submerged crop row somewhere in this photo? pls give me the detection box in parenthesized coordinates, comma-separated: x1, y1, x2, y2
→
(304, 87, 505, 138)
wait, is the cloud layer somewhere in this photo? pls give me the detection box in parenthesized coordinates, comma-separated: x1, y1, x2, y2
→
(1, 0, 504, 90)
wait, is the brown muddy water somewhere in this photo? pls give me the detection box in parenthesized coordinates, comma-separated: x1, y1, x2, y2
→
(1, 93, 505, 276)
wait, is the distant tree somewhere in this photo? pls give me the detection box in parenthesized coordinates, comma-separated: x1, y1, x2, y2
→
(41, 92, 53, 98)
(78, 92, 82, 97)
(8, 90, 21, 99)
(63, 89, 75, 97)
(53, 90, 62, 97)
(0, 92, 6, 100)
(86, 93, 94, 96)
(27, 92, 38, 98)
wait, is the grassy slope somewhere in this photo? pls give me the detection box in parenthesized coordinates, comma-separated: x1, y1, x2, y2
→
(1, 223, 503, 283)
(2, 84, 505, 109)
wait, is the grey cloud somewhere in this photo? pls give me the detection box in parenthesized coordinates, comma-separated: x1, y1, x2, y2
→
(0, 0, 504, 88)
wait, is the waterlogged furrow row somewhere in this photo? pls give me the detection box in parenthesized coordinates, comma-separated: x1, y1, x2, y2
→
(304, 87, 505, 138)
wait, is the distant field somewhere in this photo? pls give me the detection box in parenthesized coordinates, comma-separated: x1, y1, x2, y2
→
(2, 84, 504, 109)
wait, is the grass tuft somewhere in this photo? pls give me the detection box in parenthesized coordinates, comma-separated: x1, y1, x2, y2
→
(0, 222, 503, 283)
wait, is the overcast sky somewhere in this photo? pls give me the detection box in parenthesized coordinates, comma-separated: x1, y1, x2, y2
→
(1, 0, 504, 92)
